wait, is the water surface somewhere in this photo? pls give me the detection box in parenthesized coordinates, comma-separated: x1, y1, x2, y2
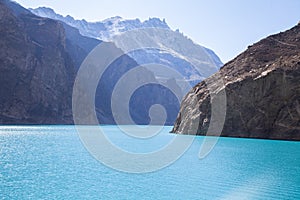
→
(0, 125, 299, 199)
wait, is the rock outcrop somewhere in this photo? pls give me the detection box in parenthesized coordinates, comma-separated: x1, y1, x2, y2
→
(172, 24, 300, 140)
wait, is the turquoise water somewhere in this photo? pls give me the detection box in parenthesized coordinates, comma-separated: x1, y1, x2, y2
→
(0, 125, 299, 199)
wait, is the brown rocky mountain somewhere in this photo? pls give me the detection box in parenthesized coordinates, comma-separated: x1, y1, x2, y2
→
(172, 24, 300, 140)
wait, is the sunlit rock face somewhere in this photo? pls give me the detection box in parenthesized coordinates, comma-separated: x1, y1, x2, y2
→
(172, 24, 300, 140)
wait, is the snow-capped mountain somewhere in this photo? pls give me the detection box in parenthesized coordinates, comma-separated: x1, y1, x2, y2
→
(30, 7, 223, 84)
(29, 7, 170, 40)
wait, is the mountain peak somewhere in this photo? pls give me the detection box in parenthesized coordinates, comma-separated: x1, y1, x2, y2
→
(29, 7, 173, 40)
(37, 6, 55, 12)
(30, 6, 56, 15)
(29, 6, 63, 20)
(102, 16, 123, 22)
(30, 7, 170, 31)
(29, 6, 223, 75)
(143, 17, 169, 29)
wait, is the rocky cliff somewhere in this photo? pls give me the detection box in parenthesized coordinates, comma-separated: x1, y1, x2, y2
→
(172, 24, 300, 140)
(0, 0, 75, 124)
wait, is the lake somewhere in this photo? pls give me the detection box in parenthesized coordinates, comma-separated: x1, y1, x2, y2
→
(0, 125, 299, 199)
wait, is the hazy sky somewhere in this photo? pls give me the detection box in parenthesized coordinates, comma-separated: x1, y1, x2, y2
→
(15, 0, 300, 63)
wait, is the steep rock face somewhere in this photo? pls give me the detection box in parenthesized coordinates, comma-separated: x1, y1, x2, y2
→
(62, 23, 101, 70)
(0, 0, 75, 124)
(172, 24, 300, 140)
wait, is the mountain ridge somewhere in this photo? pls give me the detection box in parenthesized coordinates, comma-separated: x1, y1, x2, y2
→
(30, 6, 223, 81)
(0, 0, 182, 125)
(29, 7, 170, 40)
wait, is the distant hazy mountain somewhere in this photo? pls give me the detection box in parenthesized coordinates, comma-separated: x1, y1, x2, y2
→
(30, 7, 170, 40)
(30, 7, 223, 82)
(0, 0, 181, 125)
(0, 1, 224, 125)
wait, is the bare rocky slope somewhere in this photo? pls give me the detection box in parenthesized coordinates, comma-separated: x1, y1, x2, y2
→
(172, 24, 300, 140)
(0, 0, 75, 124)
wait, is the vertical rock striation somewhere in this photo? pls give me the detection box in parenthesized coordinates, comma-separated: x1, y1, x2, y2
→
(0, 0, 75, 124)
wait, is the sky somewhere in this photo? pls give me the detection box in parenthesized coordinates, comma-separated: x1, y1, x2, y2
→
(14, 0, 300, 63)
